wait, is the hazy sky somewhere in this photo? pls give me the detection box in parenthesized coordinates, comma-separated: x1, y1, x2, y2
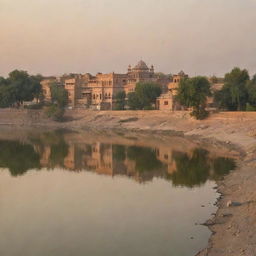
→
(1, 0, 256, 77)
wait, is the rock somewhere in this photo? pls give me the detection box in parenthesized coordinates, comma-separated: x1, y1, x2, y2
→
(227, 200, 242, 207)
(198, 125, 209, 130)
(201, 205, 205, 207)
(221, 213, 233, 218)
(202, 219, 215, 226)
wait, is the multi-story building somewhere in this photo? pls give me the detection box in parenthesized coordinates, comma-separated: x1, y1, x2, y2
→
(156, 71, 188, 111)
(40, 60, 170, 110)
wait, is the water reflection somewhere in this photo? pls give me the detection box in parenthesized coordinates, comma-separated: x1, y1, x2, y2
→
(0, 130, 236, 187)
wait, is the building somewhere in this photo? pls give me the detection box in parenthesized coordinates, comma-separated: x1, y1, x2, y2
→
(41, 60, 170, 110)
(41, 77, 56, 102)
(156, 71, 188, 111)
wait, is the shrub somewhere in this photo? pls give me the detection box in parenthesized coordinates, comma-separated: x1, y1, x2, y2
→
(45, 105, 65, 122)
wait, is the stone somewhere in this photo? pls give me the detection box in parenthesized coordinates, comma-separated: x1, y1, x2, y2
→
(227, 200, 242, 207)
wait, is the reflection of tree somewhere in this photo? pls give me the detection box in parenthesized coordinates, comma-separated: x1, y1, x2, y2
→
(49, 139, 69, 167)
(170, 149, 211, 188)
(127, 146, 164, 173)
(212, 157, 236, 178)
(0, 129, 236, 187)
(0, 140, 40, 176)
(169, 149, 236, 188)
(30, 130, 69, 168)
(112, 145, 126, 161)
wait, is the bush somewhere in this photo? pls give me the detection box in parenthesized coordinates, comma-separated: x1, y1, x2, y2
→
(45, 105, 65, 122)
(191, 108, 209, 120)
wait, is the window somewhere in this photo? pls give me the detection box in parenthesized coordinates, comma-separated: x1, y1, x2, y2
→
(164, 101, 169, 105)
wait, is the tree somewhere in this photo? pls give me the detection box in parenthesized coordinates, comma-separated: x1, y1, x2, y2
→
(176, 76, 211, 120)
(0, 86, 16, 108)
(114, 91, 126, 110)
(8, 70, 35, 105)
(245, 74, 256, 110)
(30, 74, 43, 102)
(46, 82, 68, 121)
(127, 92, 142, 110)
(127, 82, 162, 110)
(214, 67, 249, 111)
(0, 70, 43, 107)
(50, 82, 68, 107)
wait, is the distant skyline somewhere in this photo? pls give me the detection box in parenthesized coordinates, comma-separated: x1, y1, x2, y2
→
(1, 0, 256, 77)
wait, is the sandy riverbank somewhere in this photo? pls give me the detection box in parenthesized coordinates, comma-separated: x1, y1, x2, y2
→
(0, 109, 256, 256)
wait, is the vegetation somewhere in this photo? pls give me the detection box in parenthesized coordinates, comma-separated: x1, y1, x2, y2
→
(45, 82, 68, 121)
(176, 76, 211, 120)
(114, 91, 126, 110)
(214, 68, 250, 111)
(127, 82, 161, 110)
(0, 70, 42, 108)
(245, 74, 256, 110)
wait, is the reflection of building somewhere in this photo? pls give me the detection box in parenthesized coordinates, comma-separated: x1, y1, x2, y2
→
(41, 60, 170, 110)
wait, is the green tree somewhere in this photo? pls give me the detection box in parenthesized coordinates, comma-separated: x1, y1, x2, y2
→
(50, 82, 68, 107)
(214, 67, 249, 110)
(176, 76, 211, 119)
(114, 91, 126, 110)
(0, 85, 16, 108)
(46, 82, 68, 121)
(0, 70, 43, 107)
(246, 74, 256, 110)
(30, 74, 43, 102)
(127, 82, 162, 110)
(8, 70, 36, 105)
(127, 92, 142, 110)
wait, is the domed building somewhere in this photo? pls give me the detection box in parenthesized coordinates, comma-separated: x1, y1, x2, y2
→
(124, 60, 157, 94)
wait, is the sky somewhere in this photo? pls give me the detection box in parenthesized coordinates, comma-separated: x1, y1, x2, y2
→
(1, 0, 256, 77)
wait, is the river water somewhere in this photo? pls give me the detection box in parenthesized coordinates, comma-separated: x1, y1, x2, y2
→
(0, 129, 236, 256)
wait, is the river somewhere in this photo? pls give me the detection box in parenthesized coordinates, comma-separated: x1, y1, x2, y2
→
(0, 129, 236, 256)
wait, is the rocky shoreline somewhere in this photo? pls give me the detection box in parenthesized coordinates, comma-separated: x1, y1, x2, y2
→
(0, 109, 256, 256)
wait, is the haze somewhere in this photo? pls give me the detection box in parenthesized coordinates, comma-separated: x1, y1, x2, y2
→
(1, 0, 256, 77)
